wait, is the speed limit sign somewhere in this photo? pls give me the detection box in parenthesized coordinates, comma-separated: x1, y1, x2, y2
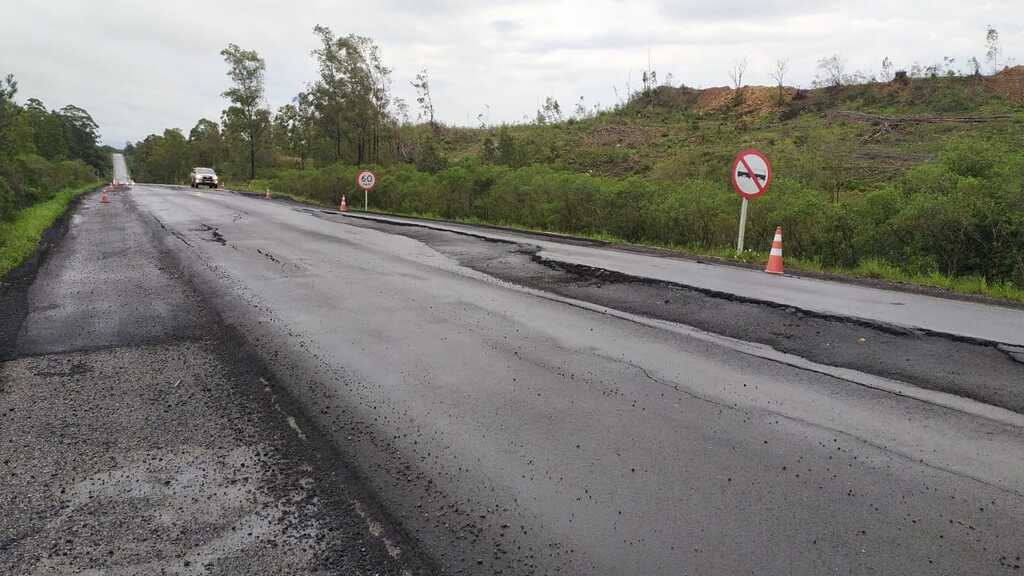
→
(357, 170, 377, 190)
(356, 170, 377, 211)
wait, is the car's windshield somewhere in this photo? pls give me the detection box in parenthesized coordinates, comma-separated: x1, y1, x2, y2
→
(195, 168, 214, 174)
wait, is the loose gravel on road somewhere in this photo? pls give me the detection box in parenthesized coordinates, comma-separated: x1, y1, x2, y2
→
(0, 190, 431, 575)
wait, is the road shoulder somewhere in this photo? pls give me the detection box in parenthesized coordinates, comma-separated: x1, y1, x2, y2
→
(0, 189, 432, 575)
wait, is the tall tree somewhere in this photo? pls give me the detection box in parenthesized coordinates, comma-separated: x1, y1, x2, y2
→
(816, 55, 846, 88)
(220, 43, 270, 180)
(728, 58, 748, 91)
(0, 74, 18, 158)
(309, 26, 393, 165)
(131, 129, 190, 184)
(188, 118, 223, 168)
(410, 69, 435, 128)
(22, 99, 68, 161)
(310, 26, 351, 162)
(769, 59, 789, 104)
(880, 57, 894, 82)
(274, 92, 316, 169)
(58, 104, 103, 171)
(986, 26, 1001, 74)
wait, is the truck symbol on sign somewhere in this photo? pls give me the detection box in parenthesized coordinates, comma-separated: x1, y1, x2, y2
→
(737, 170, 767, 183)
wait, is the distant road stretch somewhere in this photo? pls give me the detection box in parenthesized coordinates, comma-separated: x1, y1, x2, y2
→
(111, 152, 129, 183)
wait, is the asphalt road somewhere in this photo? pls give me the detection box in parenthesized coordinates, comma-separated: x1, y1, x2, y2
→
(343, 213, 1024, 347)
(122, 185, 1024, 575)
(338, 213, 1024, 416)
(112, 152, 129, 182)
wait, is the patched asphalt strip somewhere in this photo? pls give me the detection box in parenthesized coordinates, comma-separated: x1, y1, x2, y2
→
(0, 189, 435, 575)
(334, 215, 1024, 416)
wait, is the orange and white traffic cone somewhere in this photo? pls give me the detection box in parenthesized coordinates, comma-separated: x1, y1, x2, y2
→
(340, 195, 348, 212)
(265, 189, 272, 199)
(100, 189, 110, 203)
(765, 226, 784, 275)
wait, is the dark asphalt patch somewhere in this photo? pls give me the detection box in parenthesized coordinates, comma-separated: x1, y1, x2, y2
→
(0, 191, 93, 360)
(0, 190, 435, 575)
(339, 217, 1024, 415)
(1, 342, 431, 575)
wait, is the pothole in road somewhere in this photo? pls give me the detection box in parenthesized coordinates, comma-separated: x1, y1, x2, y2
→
(191, 224, 227, 245)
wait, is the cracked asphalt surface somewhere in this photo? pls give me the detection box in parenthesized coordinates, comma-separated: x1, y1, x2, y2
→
(0, 188, 432, 575)
(92, 184, 1024, 575)
(4, 181, 1024, 575)
(337, 215, 1024, 415)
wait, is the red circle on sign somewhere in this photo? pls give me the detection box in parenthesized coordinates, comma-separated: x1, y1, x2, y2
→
(730, 149, 772, 199)
(356, 170, 377, 190)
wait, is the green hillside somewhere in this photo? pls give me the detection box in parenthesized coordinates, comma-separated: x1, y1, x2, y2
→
(434, 70, 1023, 188)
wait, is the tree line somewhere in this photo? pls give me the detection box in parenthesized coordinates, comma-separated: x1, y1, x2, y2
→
(0, 74, 106, 220)
(128, 25, 438, 184)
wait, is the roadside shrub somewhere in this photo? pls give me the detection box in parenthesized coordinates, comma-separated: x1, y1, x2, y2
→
(644, 179, 732, 247)
(12, 153, 54, 204)
(941, 138, 997, 178)
(0, 177, 15, 221)
(50, 160, 95, 191)
(0, 154, 96, 218)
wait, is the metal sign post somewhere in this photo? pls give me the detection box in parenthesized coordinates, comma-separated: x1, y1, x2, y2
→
(729, 149, 772, 254)
(737, 197, 749, 253)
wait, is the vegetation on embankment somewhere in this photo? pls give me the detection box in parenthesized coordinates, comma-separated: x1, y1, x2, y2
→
(0, 73, 107, 277)
(0, 182, 101, 277)
(0, 73, 108, 222)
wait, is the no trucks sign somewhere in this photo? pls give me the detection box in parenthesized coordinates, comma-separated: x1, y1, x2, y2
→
(731, 149, 772, 199)
(730, 149, 772, 252)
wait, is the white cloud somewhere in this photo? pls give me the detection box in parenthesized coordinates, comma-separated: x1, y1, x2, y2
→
(2, 0, 1020, 145)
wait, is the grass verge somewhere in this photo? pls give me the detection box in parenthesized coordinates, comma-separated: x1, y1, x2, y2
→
(0, 182, 101, 278)
(236, 182, 1024, 305)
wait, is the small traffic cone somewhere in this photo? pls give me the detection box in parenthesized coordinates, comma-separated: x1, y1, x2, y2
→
(265, 189, 272, 199)
(340, 195, 348, 212)
(100, 189, 110, 203)
(765, 226, 784, 275)
(217, 180, 224, 190)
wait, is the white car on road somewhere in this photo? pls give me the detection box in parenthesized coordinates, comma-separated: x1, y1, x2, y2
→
(190, 167, 219, 188)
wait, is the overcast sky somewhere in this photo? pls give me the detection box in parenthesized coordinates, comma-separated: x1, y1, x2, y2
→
(2, 1, 1020, 146)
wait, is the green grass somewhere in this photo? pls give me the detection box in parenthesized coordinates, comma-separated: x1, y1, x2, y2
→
(233, 181, 328, 207)
(0, 182, 101, 278)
